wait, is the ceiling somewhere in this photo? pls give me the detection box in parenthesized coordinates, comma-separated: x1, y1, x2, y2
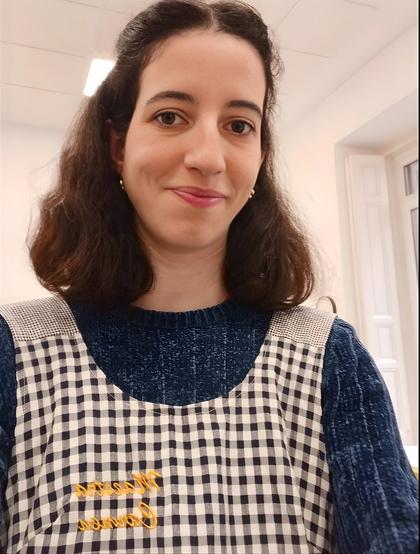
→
(0, 0, 418, 132)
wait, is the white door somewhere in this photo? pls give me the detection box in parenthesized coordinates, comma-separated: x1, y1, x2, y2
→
(345, 155, 412, 443)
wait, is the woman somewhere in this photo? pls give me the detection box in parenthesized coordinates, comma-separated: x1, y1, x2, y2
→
(0, 1, 417, 552)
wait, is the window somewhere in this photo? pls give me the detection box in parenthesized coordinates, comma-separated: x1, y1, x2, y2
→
(403, 159, 419, 278)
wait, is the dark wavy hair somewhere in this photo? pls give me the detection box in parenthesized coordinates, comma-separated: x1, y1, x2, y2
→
(29, 0, 315, 311)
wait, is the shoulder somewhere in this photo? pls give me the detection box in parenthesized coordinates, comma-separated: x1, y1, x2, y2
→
(0, 295, 78, 342)
(0, 314, 14, 364)
(323, 317, 380, 384)
(321, 317, 393, 419)
(325, 317, 364, 354)
(268, 305, 336, 348)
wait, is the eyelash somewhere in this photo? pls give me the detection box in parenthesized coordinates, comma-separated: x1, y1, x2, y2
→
(154, 111, 255, 135)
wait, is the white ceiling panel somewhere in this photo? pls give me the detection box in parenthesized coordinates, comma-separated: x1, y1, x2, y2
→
(62, 0, 150, 14)
(1, 83, 85, 130)
(276, 0, 378, 57)
(62, 0, 105, 8)
(4, 0, 103, 56)
(348, 0, 415, 7)
(280, 48, 329, 96)
(1, 44, 89, 95)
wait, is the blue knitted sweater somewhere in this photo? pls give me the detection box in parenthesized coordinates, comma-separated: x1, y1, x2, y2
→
(0, 298, 418, 553)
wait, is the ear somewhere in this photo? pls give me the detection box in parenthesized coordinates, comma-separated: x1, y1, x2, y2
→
(107, 119, 125, 174)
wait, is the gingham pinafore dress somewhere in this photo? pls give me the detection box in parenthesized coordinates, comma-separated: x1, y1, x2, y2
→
(0, 296, 338, 554)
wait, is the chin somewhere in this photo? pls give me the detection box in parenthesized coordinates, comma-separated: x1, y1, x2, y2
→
(164, 229, 226, 252)
(141, 219, 228, 253)
(171, 237, 219, 252)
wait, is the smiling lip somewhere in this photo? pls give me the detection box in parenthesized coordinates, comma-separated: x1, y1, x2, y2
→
(173, 187, 225, 198)
(171, 187, 225, 208)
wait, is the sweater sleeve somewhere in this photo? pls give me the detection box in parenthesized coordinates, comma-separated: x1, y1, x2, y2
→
(322, 318, 418, 554)
(0, 315, 16, 531)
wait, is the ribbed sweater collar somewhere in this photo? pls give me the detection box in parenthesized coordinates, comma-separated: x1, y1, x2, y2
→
(68, 298, 263, 330)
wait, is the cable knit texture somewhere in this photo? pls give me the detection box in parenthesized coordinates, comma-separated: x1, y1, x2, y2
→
(321, 320, 418, 554)
(0, 298, 418, 553)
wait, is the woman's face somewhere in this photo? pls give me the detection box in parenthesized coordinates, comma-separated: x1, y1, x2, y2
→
(111, 30, 266, 255)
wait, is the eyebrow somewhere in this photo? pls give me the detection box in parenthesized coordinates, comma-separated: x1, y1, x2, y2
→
(145, 90, 263, 120)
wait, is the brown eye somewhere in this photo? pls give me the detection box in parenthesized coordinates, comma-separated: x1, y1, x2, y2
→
(155, 111, 183, 126)
(230, 120, 254, 135)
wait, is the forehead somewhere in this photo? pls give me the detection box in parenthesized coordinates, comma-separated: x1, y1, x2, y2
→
(137, 30, 266, 105)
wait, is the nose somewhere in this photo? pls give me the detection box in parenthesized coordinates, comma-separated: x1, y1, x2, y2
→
(183, 121, 226, 176)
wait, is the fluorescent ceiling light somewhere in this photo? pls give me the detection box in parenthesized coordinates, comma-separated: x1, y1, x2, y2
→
(83, 58, 115, 96)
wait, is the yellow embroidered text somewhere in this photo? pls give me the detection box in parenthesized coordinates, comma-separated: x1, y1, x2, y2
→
(78, 501, 158, 531)
(74, 470, 161, 498)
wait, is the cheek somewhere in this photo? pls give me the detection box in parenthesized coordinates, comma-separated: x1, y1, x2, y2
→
(234, 157, 261, 193)
(124, 142, 175, 188)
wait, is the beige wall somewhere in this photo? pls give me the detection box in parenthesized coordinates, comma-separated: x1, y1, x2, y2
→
(0, 123, 63, 304)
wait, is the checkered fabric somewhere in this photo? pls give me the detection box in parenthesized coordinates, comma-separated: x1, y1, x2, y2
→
(0, 296, 337, 554)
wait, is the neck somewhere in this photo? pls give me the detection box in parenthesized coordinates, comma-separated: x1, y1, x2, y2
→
(133, 242, 229, 312)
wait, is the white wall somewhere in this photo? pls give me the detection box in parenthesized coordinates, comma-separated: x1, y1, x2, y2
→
(280, 25, 418, 326)
(0, 122, 64, 304)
